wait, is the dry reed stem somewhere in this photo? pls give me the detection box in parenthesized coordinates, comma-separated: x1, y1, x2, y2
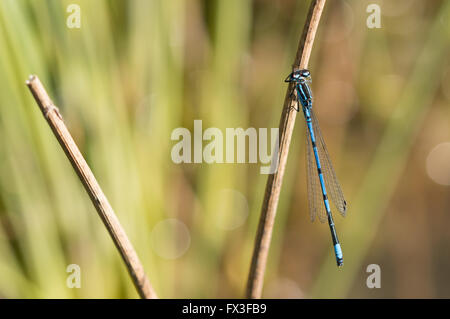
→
(246, 0, 327, 299)
(26, 75, 157, 299)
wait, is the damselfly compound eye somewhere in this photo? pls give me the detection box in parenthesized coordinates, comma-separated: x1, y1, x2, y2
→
(300, 69, 310, 77)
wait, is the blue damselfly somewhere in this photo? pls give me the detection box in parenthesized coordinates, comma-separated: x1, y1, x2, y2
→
(285, 69, 347, 267)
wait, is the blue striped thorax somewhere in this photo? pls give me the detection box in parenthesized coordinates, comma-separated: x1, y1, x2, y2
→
(285, 69, 313, 109)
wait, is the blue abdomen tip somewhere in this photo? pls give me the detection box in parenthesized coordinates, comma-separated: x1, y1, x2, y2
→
(334, 244, 343, 259)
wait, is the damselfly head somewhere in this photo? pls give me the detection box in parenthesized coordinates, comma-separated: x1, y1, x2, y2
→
(285, 69, 311, 83)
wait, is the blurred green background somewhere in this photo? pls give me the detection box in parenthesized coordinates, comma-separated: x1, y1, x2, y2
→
(0, 0, 449, 298)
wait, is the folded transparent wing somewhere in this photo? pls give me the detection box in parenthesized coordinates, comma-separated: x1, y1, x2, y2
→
(310, 109, 347, 216)
(306, 125, 327, 223)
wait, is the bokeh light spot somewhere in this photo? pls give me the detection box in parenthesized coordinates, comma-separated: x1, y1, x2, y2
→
(264, 278, 304, 299)
(324, 0, 354, 44)
(426, 142, 450, 186)
(215, 189, 249, 230)
(380, 0, 418, 17)
(151, 218, 191, 259)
